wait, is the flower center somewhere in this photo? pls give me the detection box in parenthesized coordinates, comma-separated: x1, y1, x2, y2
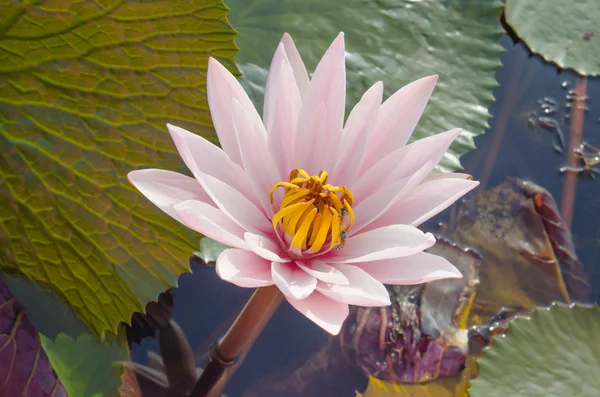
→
(269, 168, 354, 255)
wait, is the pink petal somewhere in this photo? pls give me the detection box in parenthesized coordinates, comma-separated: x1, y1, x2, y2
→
(167, 124, 258, 207)
(280, 33, 310, 97)
(244, 232, 290, 263)
(192, 169, 270, 235)
(356, 252, 462, 284)
(316, 264, 391, 306)
(329, 225, 436, 264)
(295, 33, 346, 173)
(361, 75, 438, 172)
(351, 161, 434, 233)
(423, 172, 473, 182)
(332, 81, 383, 186)
(365, 178, 479, 232)
(271, 262, 317, 300)
(293, 102, 328, 174)
(207, 58, 263, 166)
(173, 200, 248, 250)
(285, 291, 349, 335)
(296, 260, 349, 285)
(127, 169, 212, 222)
(354, 128, 462, 198)
(232, 99, 280, 214)
(263, 43, 303, 176)
(216, 249, 274, 287)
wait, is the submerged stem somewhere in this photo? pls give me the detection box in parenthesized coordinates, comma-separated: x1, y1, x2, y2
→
(189, 285, 282, 397)
(560, 76, 587, 230)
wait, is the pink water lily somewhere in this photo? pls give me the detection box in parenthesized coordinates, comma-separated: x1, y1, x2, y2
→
(128, 32, 478, 335)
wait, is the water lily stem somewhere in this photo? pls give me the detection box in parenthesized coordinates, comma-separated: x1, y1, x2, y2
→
(189, 285, 282, 397)
(560, 75, 586, 230)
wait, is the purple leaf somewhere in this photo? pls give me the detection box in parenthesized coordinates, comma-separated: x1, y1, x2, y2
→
(0, 278, 67, 397)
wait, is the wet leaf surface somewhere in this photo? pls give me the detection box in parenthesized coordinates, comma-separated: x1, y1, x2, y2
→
(0, 277, 67, 397)
(0, 0, 238, 337)
(226, 0, 504, 171)
(469, 303, 600, 397)
(506, 0, 600, 76)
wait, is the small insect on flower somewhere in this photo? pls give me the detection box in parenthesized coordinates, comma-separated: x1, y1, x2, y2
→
(336, 230, 347, 250)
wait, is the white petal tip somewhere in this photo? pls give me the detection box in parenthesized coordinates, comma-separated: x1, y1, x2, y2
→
(433, 266, 463, 280)
(425, 232, 436, 243)
(326, 326, 342, 336)
(166, 123, 181, 134)
(207, 57, 229, 75)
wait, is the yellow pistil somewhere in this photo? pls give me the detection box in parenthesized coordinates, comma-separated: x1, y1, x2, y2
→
(270, 169, 354, 254)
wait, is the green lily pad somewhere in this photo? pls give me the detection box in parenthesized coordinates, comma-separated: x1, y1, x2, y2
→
(505, 0, 600, 76)
(40, 332, 129, 397)
(469, 303, 600, 397)
(226, 0, 504, 172)
(0, 1, 239, 337)
(2, 272, 131, 397)
(194, 237, 230, 264)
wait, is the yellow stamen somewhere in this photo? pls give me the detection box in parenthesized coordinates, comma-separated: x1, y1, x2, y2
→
(290, 208, 317, 251)
(270, 169, 354, 254)
(309, 208, 333, 252)
(272, 201, 308, 230)
(329, 207, 341, 250)
(342, 199, 354, 233)
(280, 188, 310, 208)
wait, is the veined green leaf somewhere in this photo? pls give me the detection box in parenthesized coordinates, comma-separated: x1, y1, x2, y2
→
(0, 0, 239, 337)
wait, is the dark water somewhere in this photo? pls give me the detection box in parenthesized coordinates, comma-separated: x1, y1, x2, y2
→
(130, 35, 600, 396)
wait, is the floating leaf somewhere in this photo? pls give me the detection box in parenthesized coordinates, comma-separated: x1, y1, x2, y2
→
(226, 0, 504, 171)
(505, 0, 600, 76)
(0, 0, 238, 337)
(40, 332, 129, 397)
(469, 303, 600, 397)
(0, 277, 67, 397)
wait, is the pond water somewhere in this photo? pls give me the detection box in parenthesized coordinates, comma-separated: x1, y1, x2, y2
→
(128, 35, 600, 396)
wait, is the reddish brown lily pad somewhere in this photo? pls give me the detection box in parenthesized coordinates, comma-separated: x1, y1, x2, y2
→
(0, 278, 67, 397)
